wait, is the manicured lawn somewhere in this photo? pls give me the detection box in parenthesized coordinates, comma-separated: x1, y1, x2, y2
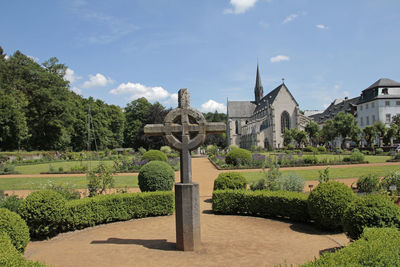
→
(242, 165, 400, 183)
(14, 160, 115, 174)
(0, 175, 138, 190)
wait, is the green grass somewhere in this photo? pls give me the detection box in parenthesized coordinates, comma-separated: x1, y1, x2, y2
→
(14, 160, 115, 174)
(242, 165, 400, 184)
(0, 175, 138, 190)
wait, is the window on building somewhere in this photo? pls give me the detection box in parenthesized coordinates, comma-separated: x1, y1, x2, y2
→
(396, 101, 400, 106)
(366, 103, 369, 109)
(366, 116, 369, 125)
(360, 105, 363, 111)
(386, 114, 391, 124)
(235, 120, 239, 135)
(360, 117, 364, 127)
(281, 111, 290, 133)
(371, 102, 375, 108)
(372, 115, 376, 123)
(382, 88, 388, 95)
(386, 101, 390, 107)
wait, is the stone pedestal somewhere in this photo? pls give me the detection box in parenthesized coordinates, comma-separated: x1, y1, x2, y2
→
(175, 183, 201, 251)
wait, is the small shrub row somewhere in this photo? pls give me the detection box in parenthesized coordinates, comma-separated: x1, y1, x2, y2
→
(212, 190, 310, 222)
(0, 232, 46, 267)
(301, 228, 400, 266)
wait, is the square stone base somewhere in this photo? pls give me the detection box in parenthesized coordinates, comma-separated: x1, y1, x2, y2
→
(175, 182, 201, 251)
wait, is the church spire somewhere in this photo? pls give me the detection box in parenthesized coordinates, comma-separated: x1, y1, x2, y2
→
(254, 64, 263, 103)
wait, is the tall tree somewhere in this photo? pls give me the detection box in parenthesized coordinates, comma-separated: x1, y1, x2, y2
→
(321, 119, 337, 148)
(124, 98, 152, 148)
(305, 121, 320, 146)
(363, 126, 377, 149)
(333, 112, 358, 148)
(373, 121, 386, 147)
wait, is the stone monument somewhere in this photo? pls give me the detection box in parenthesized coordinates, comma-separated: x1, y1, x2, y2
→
(144, 88, 226, 251)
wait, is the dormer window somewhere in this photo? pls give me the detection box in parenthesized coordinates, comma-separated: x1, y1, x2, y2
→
(382, 88, 388, 95)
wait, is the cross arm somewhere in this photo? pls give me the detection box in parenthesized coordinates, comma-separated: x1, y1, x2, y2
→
(205, 122, 226, 134)
(144, 124, 165, 136)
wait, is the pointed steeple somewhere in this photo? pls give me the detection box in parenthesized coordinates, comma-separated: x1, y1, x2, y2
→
(254, 64, 263, 103)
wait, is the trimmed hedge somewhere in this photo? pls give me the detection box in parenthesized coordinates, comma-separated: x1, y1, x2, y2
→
(64, 191, 174, 231)
(301, 228, 400, 266)
(18, 190, 66, 239)
(141, 150, 168, 162)
(0, 208, 30, 253)
(225, 148, 252, 166)
(307, 182, 355, 230)
(0, 232, 46, 267)
(138, 161, 175, 192)
(212, 190, 310, 222)
(213, 172, 247, 190)
(343, 194, 400, 240)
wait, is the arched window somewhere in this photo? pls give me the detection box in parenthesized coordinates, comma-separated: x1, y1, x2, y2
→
(281, 111, 290, 133)
(235, 120, 239, 134)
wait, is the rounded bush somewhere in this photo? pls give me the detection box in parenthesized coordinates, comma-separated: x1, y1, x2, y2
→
(308, 181, 356, 230)
(0, 208, 30, 252)
(18, 190, 66, 239)
(141, 150, 168, 162)
(213, 172, 248, 190)
(225, 148, 252, 166)
(317, 146, 327, 153)
(304, 146, 315, 152)
(160, 146, 172, 155)
(138, 161, 175, 192)
(343, 194, 400, 240)
(356, 174, 380, 193)
(344, 150, 365, 162)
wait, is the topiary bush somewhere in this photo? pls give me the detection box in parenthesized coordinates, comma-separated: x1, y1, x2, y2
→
(344, 149, 365, 162)
(225, 148, 252, 166)
(303, 155, 318, 164)
(307, 181, 356, 230)
(356, 174, 380, 193)
(141, 150, 168, 162)
(301, 228, 400, 266)
(160, 146, 172, 155)
(380, 170, 400, 195)
(18, 190, 66, 239)
(342, 194, 400, 240)
(278, 173, 305, 192)
(0, 232, 46, 267)
(213, 172, 247, 190)
(0, 208, 30, 253)
(317, 146, 327, 153)
(138, 161, 175, 192)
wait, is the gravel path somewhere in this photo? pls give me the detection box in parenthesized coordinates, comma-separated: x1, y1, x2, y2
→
(24, 157, 351, 267)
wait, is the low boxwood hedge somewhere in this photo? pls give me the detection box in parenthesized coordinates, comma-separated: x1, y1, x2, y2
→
(63, 191, 174, 231)
(212, 190, 309, 222)
(0, 232, 46, 267)
(301, 228, 400, 266)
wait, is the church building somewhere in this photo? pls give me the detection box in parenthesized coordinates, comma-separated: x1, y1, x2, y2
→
(226, 65, 309, 149)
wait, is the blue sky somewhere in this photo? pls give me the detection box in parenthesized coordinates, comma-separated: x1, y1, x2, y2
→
(2, 0, 400, 112)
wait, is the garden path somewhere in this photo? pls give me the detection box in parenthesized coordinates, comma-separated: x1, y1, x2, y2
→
(24, 157, 350, 267)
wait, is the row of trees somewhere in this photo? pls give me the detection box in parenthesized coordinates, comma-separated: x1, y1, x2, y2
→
(0, 48, 226, 151)
(284, 111, 400, 149)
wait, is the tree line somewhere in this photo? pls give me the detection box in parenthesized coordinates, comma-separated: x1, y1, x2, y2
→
(0, 48, 226, 151)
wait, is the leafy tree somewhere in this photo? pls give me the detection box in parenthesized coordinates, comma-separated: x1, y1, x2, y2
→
(292, 129, 307, 148)
(363, 126, 377, 149)
(385, 123, 399, 145)
(350, 125, 362, 146)
(305, 121, 320, 146)
(333, 112, 358, 148)
(373, 121, 386, 147)
(124, 98, 151, 148)
(321, 119, 337, 148)
(283, 128, 294, 146)
(203, 111, 227, 147)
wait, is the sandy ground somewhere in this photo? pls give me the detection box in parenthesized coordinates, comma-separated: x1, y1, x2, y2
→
(23, 157, 354, 267)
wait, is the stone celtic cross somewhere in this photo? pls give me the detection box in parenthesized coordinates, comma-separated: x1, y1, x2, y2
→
(144, 88, 226, 251)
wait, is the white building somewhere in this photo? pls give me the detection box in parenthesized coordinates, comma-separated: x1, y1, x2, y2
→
(357, 78, 400, 128)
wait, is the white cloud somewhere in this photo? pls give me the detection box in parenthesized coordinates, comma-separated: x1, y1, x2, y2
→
(82, 73, 113, 88)
(270, 55, 290, 63)
(110, 82, 176, 102)
(316, 24, 328, 29)
(224, 0, 259, 14)
(71, 86, 82, 94)
(283, 14, 298, 24)
(200, 100, 227, 113)
(64, 68, 81, 83)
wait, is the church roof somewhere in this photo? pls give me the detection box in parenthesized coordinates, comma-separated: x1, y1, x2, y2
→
(254, 83, 298, 112)
(227, 101, 256, 118)
(365, 78, 400, 90)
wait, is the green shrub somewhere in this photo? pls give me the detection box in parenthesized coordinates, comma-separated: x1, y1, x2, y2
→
(64, 191, 174, 231)
(212, 190, 309, 222)
(0, 232, 46, 267)
(342, 194, 400, 240)
(138, 161, 175, 192)
(225, 148, 252, 166)
(18, 190, 66, 239)
(362, 149, 370, 155)
(206, 145, 218, 156)
(138, 147, 147, 155)
(301, 228, 400, 267)
(356, 174, 380, 193)
(43, 181, 80, 200)
(304, 146, 315, 152)
(318, 167, 331, 183)
(213, 172, 247, 190)
(307, 182, 356, 230)
(160, 146, 172, 155)
(250, 178, 267, 191)
(317, 146, 327, 153)
(141, 150, 168, 162)
(380, 171, 400, 195)
(278, 173, 305, 192)
(0, 208, 30, 253)
(343, 150, 365, 162)
(303, 155, 318, 164)
(265, 164, 281, 191)
(375, 148, 384, 154)
(286, 144, 295, 150)
(0, 195, 24, 213)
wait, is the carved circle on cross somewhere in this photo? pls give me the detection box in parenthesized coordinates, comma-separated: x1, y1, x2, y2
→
(163, 107, 207, 151)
